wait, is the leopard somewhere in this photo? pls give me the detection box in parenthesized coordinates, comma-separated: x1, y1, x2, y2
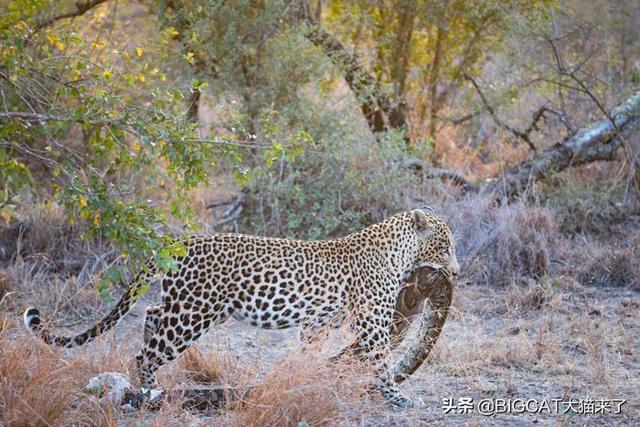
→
(23, 208, 459, 407)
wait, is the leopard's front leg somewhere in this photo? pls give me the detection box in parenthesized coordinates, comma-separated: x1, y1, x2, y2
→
(349, 298, 412, 408)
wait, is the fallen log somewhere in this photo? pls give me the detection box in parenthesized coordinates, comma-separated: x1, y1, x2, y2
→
(486, 90, 640, 201)
(402, 157, 478, 193)
(121, 385, 250, 411)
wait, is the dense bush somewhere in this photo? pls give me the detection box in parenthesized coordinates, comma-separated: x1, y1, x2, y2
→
(241, 129, 417, 239)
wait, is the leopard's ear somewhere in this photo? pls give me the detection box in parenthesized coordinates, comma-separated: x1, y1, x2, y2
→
(411, 209, 434, 238)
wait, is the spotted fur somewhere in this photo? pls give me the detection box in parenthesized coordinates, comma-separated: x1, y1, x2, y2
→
(24, 208, 459, 406)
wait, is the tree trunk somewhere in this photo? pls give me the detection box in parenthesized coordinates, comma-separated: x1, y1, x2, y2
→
(304, 24, 409, 144)
(427, 26, 445, 142)
(391, 0, 416, 103)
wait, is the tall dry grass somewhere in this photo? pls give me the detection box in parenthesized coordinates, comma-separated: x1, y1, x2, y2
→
(0, 332, 218, 426)
(227, 347, 372, 427)
(569, 234, 640, 290)
(426, 194, 562, 286)
(0, 333, 113, 426)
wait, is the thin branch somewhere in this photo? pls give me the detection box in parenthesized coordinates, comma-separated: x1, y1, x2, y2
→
(34, 0, 111, 31)
(402, 157, 477, 193)
(544, 35, 612, 123)
(0, 111, 145, 140)
(2, 111, 293, 150)
(464, 72, 538, 152)
(211, 192, 246, 229)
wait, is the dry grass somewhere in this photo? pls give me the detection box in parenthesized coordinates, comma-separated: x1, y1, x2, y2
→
(435, 195, 561, 287)
(0, 333, 114, 426)
(177, 345, 231, 385)
(0, 335, 76, 426)
(420, 279, 638, 423)
(0, 331, 212, 426)
(0, 331, 376, 426)
(227, 347, 372, 427)
(0, 279, 637, 425)
(0, 203, 122, 328)
(569, 236, 640, 290)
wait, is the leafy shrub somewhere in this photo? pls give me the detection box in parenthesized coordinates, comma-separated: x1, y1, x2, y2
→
(240, 129, 417, 239)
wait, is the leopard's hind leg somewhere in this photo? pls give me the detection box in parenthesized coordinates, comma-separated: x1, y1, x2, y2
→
(129, 305, 163, 385)
(133, 300, 232, 389)
(143, 305, 162, 345)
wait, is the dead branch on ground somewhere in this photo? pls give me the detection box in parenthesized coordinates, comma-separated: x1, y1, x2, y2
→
(486, 90, 640, 201)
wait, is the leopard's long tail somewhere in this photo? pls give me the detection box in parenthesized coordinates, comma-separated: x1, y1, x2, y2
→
(23, 263, 157, 348)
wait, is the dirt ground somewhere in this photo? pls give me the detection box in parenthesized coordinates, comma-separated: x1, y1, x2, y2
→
(21, 276, 634, 426)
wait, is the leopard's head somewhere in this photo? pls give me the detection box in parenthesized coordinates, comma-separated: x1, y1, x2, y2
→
(410, 208, 459, 279)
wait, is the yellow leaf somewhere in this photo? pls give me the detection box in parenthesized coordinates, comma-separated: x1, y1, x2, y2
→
(160, 73, 166, 82)
(78, 197, 87, 208)
(93, 214, 100, 226)
(92, 39, 107, 49)
(102, 69, 112, 78)
(163, 27, 180, 38)
(137, 74, 145, 83)
(185, 51, 195, 65)
(136, 47, 143, 57)
(15, 21, 28, 31)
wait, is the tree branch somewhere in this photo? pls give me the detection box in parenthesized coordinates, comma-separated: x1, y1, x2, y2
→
(402, 157, 478, 193)
(34, 0, 111, 31)
(0, 112, 274, 149)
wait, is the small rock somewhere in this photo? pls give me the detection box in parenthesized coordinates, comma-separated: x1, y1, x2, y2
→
(83, 372, 132, 404)
(148, 388, 164, 400)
